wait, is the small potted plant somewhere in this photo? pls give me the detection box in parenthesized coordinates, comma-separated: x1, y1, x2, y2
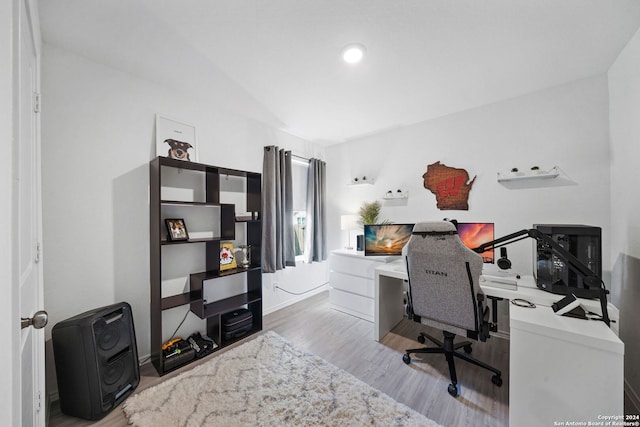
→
(356, 201, 388, 251)
(358, 200, 389, 225)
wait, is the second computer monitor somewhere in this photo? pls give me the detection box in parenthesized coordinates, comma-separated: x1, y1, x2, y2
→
(457, 222, 495, 263)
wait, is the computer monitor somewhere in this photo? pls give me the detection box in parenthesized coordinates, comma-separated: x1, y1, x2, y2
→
(364, 224, 414, 256)
(457, 222, 495, 263)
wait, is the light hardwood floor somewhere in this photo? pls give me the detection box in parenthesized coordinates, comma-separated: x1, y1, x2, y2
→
(48, 291, 510, 426)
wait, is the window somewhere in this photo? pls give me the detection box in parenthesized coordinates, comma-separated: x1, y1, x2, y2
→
(291, 158, 309, 258)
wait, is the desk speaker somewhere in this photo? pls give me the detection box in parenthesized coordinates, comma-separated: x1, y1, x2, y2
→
(52, 302, 140, 420)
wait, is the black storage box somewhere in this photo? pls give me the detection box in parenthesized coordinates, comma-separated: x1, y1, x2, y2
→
(221, 308, 253, 340)
(162, 339, 196, 371)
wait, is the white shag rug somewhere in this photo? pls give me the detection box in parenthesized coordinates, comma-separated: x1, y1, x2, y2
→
(123, 331, 441, 426)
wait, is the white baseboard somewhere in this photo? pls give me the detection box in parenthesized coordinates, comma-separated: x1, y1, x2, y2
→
(139, 354, 150, 366)
(492, 330, 510, 340)
(134, 288, 327, 373)
(263, 285, 329, 316)
(46, 390, 58, 423)
(625, 379, 640, 414)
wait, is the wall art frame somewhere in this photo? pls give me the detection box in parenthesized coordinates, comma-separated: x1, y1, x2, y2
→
(155, 114, 198, 162)
(165, 218, 189, 241)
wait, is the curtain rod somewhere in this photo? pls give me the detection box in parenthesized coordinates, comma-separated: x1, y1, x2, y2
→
(264, 145, 309, 161)
(291, 153, 310, 161)
(264, 146, 311, 162)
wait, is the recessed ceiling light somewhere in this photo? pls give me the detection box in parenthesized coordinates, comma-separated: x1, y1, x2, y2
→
(342, 43, 366, 64)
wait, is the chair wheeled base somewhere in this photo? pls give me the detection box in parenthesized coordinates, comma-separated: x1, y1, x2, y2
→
(403, 330, 503, 397)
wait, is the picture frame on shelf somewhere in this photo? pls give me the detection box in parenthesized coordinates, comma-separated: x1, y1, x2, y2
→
(155, 114, 198, 162)
(220, 242, 237, 271)
(165, 218, 189, 241)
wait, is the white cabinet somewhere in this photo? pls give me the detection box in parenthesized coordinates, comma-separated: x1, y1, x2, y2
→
(509, 305, 623, 427)
(329, 249, 398, 322)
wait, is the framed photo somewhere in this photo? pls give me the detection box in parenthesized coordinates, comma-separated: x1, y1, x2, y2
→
(155, 114, 198, 162)
(220, 242, 237, 271)
(165, 218, 189, 241)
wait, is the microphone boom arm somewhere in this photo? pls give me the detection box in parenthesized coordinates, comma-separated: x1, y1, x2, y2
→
(472, 229, 610, 327)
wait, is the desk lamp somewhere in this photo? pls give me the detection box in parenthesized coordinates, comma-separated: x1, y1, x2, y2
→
(472, 229, 610, 327)
(340, 215, 359, 250)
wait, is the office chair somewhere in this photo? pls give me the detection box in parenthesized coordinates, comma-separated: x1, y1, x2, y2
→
(402, 221, 502, 397)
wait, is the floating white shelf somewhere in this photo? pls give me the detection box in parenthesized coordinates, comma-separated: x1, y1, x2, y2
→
(349, 177, 374, 186)
(382, 190, 408, 199)
(497, 166, 560, 183)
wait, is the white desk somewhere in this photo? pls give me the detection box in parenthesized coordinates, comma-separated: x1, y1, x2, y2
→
(375, 260, 624, 427)
(375, 261, 620, 339)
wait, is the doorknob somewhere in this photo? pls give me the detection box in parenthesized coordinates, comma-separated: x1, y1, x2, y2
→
(21, 310, 48, 330)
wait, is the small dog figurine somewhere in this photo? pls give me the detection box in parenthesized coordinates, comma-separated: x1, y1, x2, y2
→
(165, 139, 192, 161)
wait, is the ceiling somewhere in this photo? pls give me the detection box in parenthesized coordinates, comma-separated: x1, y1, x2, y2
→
(38, 0, 640, 144)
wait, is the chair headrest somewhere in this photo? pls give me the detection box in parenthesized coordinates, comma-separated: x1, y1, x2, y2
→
(412, 221, 457, 234)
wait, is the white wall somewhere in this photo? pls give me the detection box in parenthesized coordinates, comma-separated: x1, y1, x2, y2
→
(326, 75, 612, 278)
(40, 44, 328, 361)
(609, 29, 640, 262)
(609, 25, 640, 411)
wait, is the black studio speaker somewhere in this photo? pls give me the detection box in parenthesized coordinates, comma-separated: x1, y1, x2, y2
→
(52, 302, 140, 420)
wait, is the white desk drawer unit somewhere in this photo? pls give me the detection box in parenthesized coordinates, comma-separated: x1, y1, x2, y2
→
(331, 271, 374, 297)
(329, 249, 398, 322)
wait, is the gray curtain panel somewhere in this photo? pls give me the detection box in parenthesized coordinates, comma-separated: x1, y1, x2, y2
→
(262, 146, 295, 273)
(305, 158, 327, 263)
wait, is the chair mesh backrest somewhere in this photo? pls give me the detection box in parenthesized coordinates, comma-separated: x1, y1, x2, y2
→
(405, 221, 484, 332)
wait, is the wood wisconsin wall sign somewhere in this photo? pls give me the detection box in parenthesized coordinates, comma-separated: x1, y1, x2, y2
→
(422, 161, 476, 210)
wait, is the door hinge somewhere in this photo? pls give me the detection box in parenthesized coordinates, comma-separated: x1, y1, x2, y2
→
(35, 391, 41, 412)
(33, 92, 40, 113)
(34, 241, 41, 264)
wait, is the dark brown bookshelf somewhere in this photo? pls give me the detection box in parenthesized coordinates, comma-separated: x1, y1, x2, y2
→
(193, 290, 262, 319)
(160, 293, 192, 310)
(160, 200, 219, 206)
(160, 237, 220, 245)
(150, 156, 262, 375)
